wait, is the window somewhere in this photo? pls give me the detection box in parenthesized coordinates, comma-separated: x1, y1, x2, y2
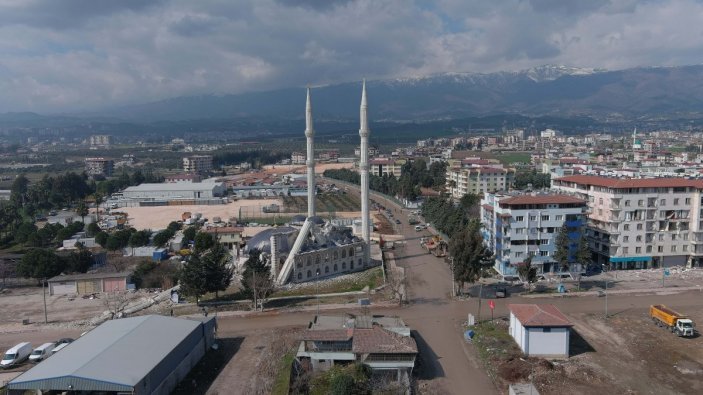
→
(623, 236, 629, 242)
(684, 233, 689, 241)
(515, 229, 524, 234)
(636, 235, 642, 242)
(624, 224, 630, 231)
(647, 245, 652, 253)
(541, 215, 549, 221)
(540, 251, 549, 256)
(638, 200, 644, 207)
(598, 209, 603, 216)
(659, 234, 665, 241)
(515, 215, 524, 222)
(350, 261, 354, 269)
(555, 215, 563, 221)
(515, 252, 523, 257)
(674, 198, 679, 205)
(623, 247, 628, 254)
(636, 247, 641, 253)
(540, 239, 549, 245)
(359, 259, 362, 267)
(671, 245, 677, 252)
(683, 245, 688, 252)
(315, 256, 320, 264)
(658, 246, 663, 253)
(599, 198, 603, 205)
(342, 250, 347, 258)
(307, 270, 312, 278)
(625, 200, 631, 207)
(342, 262, 346, 269)
(671, 234, 677, 241)
(637, 223, 643, 230)
(334, 251, 338, 260)
(685, 198, 691, 205)
(334, 264, 338, 272)
(297, 272, 302, 280)
(349, 248, 354, 257)
(307, 258, 311, 266)
(529, 215, 537, 221)
(296, 260, 302, 268)
(325, 266, 329, 274)
(660, 199, 666, 205)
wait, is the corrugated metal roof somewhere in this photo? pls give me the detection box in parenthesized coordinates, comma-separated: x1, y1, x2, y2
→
(8, 315, 201, 392)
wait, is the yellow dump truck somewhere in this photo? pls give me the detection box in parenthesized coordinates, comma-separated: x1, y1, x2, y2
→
(650, 305, 695, 337)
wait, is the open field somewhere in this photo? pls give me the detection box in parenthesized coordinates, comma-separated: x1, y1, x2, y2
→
(262, 162, 354, 175)
(281, 193, 360, 213)
(470, 305, 703, 395)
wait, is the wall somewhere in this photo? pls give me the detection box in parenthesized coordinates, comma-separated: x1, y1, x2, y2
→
(526, 327, 569, 358)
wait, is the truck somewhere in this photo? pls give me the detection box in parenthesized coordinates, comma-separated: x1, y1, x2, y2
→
(650, 304, 695, 337)
(1, 342, 32, 368)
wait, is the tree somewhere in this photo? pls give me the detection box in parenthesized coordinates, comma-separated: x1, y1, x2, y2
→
(167, 221, 181, 233)
(17, 249, 66, 281)
(182, 226, 197, 243)
(179, 255, 208, 302)
(95, 231, 109, 247)
(93, 193, 104, 222)
(67, 247, 93, 273)
(553, 224, 570, 272)
(15, 222, 37, 244)
(386, 267, 406, 306)
(128, 230, 151, 247)
(202, 242, 233, 298)
(517, 255, 538, 289)
(152, 229, 174, 247)
(194, 232, 215, 252)
(75, 201, 89, 223)
(448, 221, 493, 295)
(106, 235, 123, 251)
(10, 175, 29, 206)
(241, 249, 274, 310)
(86, 222, 101, 237)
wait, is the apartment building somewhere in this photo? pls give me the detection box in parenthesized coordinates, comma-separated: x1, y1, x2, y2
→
(552, 175, 703, 269)
(446, 165, 515, 199)
(369, 157, 406, 177)
(84, 157, 114, 177)
(183, 155, 213, 174)
(291, 151, 305, 165)
(481, 193, 588, 278)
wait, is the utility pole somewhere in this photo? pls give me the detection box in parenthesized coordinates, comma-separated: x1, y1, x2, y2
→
(43, 277, 48, 324)
(604, 278, 608, 320)
(450, 257, 455, 297)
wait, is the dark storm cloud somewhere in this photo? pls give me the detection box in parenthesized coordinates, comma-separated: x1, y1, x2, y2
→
(0, 0, 702, 112)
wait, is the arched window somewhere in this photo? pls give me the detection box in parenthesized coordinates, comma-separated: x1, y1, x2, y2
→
(342, 262, 346, 269)
(307, 270, 312, 278)
(296, 259, 302, 268)
(342, 250, 347, 258)
(334, 264, 338, 272)
(349, 248, 354, 257)
(306, 257, 311, 266)
(350, 261, 354, 269)
(315, 256, 321, 265)
(333, 251, 338, 260)
(297, 272, 302, 280)
(325, 266, 329, 274)
(325, 253, 329, 262)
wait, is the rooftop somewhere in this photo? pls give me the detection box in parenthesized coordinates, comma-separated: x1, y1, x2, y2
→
(48, 271, 131, 282)
(509, 304, 573, 327)
(123, 181, 223, 192)
(555, 175, 703, 189)
(499, 195, 586, 206)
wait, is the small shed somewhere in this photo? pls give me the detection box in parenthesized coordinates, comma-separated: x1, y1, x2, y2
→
(48, 272, 131, 296)
(508, 304, 573, 359)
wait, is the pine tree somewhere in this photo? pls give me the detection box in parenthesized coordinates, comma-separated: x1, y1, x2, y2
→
(553, 223, 570, 272)
(448, 220, 493, 295)
(202, 242, 233, 298)
(179, 255, 207, 302)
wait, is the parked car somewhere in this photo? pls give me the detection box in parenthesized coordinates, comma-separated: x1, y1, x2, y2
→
(395, 219, 401, 224)
(56, 338, 74, 346)
(51, 343, 70, 355)
(1, 342, 32, 368)
(415, 225, 423, 231)
(29, 342, 56, 363)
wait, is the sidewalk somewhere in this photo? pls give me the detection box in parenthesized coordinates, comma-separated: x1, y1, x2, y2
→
(522, 284, 703, 298)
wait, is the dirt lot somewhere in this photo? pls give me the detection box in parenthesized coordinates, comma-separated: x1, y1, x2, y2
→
(473, 305, 703, 395)
(0, 285, 106, 327)
(172, 326, 304, 395)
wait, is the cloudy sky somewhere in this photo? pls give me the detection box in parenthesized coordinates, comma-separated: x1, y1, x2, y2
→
(1, 0, 703, 113)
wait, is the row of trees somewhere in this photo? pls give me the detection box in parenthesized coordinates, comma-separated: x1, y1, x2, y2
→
(514, 170, 551, 190)
(421, 194, 480, 236)
(17, 246, 95, 280)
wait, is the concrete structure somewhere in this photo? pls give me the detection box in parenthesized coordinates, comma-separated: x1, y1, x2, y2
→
(508, 304, 572, 359)
(296, 315, 417, 384)
(359, 80, 371, 264)
(61, 232, 97, 249)
(552, 175, 703, 269)
(84, 158, 114, 177)
(183, 154, 213, 174)
(291, 151, 306, 165)
(122, 181, 225, 201)
(7, 315, 216, 395)
(480, 193, 588, 278)
(369, 157, 406, 177)
(88, 134, 112, 147)
(446, 165, 515, 198)
(305, 87, 316, 218)
(48, 272, 131, 295)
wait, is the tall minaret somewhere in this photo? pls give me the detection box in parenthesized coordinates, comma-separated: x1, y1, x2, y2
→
(305, 87, 316, 218)
(359, 80, 370, 264)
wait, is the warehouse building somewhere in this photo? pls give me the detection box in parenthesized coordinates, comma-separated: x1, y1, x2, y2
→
(122, 181, 226, 200)
(48, 272, 132, 295)
(7, 315, 217, 395)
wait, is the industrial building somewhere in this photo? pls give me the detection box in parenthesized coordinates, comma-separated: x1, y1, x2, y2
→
(508, 304, 572, 359)
(7, 315, 217, 395)
(122, 181, 225, 201)
(48, 272, 131, 295)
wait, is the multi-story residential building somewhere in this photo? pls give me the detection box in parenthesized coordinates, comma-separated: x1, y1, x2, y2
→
(291, 151, 306, 165)
(369, 158, 406, 177)
(355, 146, 379, 157)
(183, 155, 213, 174)
(446, 165, 515, 199)
(481, 193, 588, 278)
(88, 135, 112, 147)
(552, 175, 703, 269)
(84, 158, 114, 177)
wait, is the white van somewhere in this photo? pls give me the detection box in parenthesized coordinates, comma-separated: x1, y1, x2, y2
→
(1, 342, 32, 368)
(29, 342, 56, 363)
(51, 343, 69, 355)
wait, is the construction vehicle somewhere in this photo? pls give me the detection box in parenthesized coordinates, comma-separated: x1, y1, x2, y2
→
(421, 235, 448, 257)
(650, 305, 695, 337)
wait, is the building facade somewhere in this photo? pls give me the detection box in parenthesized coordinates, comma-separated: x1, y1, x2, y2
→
(552, 175, 703, 269)
(447, 166, 515, 199)
(183, 155, 213, 174)
(291, 151, 306, 165)
(85, 158, 114, 177)
(481, 193, 588, 278)
(508, 304, 572, 359)
(369, 158, 406, 177)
